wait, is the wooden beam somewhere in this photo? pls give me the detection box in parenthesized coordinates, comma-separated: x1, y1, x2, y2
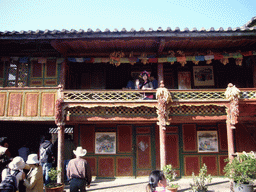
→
(158, 39, 165, 53)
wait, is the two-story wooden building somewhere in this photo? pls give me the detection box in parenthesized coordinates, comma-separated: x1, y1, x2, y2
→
(0, 17, 256, 181)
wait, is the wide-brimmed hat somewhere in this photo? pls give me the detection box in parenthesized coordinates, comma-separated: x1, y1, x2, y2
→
(73, 146, 87, 157)
(26, 154, 40, 164)
(9, 156, 25, 170)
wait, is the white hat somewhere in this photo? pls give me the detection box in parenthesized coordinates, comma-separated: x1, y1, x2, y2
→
(9, 156, 25, 170)
(73, 146, 87, 157)
(26, 154, 40, 164)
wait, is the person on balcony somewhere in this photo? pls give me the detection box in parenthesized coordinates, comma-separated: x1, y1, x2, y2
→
(136, 71, 154, 100)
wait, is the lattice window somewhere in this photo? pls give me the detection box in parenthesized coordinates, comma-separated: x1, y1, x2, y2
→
(6, 61, 28, 87)
(170, 105, 226, 116)
(67, 106, 157, 117)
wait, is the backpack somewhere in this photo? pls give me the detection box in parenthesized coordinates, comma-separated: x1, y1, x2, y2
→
(0, 168, 19, 192)
(40, 142, 54, 163)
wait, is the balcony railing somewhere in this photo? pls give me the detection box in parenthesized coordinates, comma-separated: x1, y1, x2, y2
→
(62, 88, 256, 102)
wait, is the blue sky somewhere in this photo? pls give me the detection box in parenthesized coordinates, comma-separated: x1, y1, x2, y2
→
(0, 0, 255, 32)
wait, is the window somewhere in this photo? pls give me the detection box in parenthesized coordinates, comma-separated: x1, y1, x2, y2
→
(6, 61, 28, 87)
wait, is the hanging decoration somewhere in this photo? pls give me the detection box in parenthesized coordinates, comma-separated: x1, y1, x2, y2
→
(1, 51, 255, 67)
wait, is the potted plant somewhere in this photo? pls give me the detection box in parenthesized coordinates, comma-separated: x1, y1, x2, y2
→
(190, 164, 212, 192)
(163, 164, 180, 192)
(224, 151, 256, 192)
(45, 168, 64, 192)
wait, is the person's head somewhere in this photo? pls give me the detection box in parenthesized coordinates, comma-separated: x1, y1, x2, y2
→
(9, 156, 25, 170)
(146, 170, 167, 192)
(140, 71, 151, 82)
(73, 146, 87, 158)
(26, 154, 40, 167)
(0, 137, 8, 148)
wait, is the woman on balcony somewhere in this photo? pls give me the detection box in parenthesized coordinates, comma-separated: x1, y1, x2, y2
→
(136, 71, 154, 100)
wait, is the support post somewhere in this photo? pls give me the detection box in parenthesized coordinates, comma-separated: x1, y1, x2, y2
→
(55, 85, 65, 183)
(157, 63, 164, 89)
(57, 124, 65, 183)
(224, 83, 240, 192)
(156, 81, 172, 170)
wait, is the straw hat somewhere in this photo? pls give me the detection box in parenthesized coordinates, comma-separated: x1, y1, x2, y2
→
(9, 156, 25, 170)
(73, 146, 87, 157)
(26, 154, 40, 164)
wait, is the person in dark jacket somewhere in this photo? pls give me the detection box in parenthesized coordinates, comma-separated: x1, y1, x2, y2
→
(67, 146, 91, 192)
(39, 134, 53, 185)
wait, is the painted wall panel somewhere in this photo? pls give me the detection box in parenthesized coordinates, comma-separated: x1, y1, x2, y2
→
(201, 156, 218, 176)
(116, 157, 133, 176)
(24, 93, 38, 116)
(219, 155, 228, 176)
(218, 124, 228, 151)
(80, 125, 95, 153)
(235, 124, 256, 152)
(98, 157, 115, 177)
(8, 93, 22, 116)
(0, 93, 6, 116)
(85, 157, 96, 176)
(136, 135, 151, 169)
(184, 156, 200, 176)
(117, 125, 132, 153)
(41, 93, 55, 116)
(166, 134, 179, 168)
(183, 124, 197, 152)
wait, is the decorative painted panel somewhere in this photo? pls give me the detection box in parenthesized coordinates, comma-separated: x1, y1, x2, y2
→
(24, 93, 38, 117)
(41, 93, 55, 116)
(201, 156, 218, 176)
(219, 155, 228, 176)
(166, 126, 178, 133)
(8, 93, 22, 116)
(166, 134, 179, 168)
(184, 156, 200, 176)
(218, 124, 228, 151)
(98, 157, 115, 177)
(30, 79, 43, 86)
(44, 79, 57, 86)
(0, 93, 6, 116)
(84, 157, 96, 176)
(117, 125, 132, 153)
(80, 125, 95, 153)
(235, 124, 256, 152)
(136, 135, 151, 169)
(183, 124, 197, 152)
(137, 127, 150, 134)
(116, 157, 133, 176)
(45, 59, 57, 77)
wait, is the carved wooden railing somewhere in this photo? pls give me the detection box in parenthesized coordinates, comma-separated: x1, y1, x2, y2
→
(62, 88, 256, 102)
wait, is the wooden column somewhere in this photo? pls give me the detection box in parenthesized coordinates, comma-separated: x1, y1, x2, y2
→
(225, 83, 240, 192)
(156, 81, 172, 170)
(55, 85, 65, 183)
(57, 124, 65, 183)
(157, 63, 164, 88)
(59, 59, 67, 89)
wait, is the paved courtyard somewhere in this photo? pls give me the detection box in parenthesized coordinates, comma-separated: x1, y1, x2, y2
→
(62, 177, 232, 192)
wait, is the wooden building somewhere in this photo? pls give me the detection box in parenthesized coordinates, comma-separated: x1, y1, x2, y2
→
(1, 17, 256, 181)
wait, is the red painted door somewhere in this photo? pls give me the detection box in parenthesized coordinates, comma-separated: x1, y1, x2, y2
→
(136, 126, 153, 177)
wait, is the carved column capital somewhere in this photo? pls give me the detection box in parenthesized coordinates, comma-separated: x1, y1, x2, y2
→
(156, 81, 172, 129)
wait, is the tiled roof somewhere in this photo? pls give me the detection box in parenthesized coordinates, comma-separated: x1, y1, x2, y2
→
(0, 17, 255, 38)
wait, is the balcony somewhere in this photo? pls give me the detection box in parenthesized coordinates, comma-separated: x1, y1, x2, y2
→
(0, 87, 256, 122)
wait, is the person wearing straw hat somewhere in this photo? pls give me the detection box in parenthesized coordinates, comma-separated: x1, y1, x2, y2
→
(22, 154, 43, 192)
(1, 156, 25, 191)
(67, 146, 91, 192)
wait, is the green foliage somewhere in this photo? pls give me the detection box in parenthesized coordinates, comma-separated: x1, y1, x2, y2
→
(48, 167, 62, 183)
(190, 164, 212, 192)
(163, 164, 180, 189)
(224, 151, 256, 184)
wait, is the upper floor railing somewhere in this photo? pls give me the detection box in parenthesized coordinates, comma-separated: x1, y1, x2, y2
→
(62, 88, 256, 102)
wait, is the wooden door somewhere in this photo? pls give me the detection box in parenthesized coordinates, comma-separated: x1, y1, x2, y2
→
(135, 126, 154, 177)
